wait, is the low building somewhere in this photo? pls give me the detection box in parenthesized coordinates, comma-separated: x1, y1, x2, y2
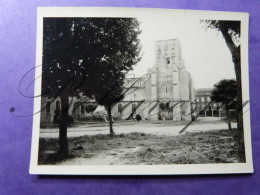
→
(195, 88, 224, 117)
(40, 95, 99, 123)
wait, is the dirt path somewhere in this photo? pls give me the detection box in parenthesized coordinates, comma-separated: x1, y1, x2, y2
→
(59, 146, 142, 165)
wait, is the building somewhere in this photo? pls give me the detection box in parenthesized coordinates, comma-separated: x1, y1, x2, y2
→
(195, 88, 223, 117)
(111, 39, 195, 121)
(40, 95, 99, 124)
(40, 39, 195, 123)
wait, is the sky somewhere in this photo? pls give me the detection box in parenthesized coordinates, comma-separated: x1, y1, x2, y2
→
(129, 13, 236, 89)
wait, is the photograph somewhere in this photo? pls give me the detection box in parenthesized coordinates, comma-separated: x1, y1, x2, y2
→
(29, 7, 253, 175)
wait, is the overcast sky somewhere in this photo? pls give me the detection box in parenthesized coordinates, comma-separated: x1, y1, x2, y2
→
(129, 14, 236, 89)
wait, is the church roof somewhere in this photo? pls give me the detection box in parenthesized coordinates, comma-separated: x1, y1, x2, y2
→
(123, 77, 145, 88)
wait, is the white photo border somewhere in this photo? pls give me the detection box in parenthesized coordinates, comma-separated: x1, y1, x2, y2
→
(30, 7, 253, 175)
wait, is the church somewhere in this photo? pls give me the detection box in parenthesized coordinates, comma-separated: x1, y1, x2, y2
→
(111, 39, 195, 121)
(40, 39, 195, 123)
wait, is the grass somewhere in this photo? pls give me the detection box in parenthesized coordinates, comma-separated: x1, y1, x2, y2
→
(38, 129, 241, 165)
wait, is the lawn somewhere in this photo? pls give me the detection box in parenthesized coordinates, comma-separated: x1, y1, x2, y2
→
(38, 129, 241, 165)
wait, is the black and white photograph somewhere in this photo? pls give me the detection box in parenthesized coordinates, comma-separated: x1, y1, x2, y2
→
(30, 7, 253, 175)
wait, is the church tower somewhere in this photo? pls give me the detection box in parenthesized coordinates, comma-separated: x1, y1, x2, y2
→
(111, 38, 194, 121)
(145, 39, 193, 121)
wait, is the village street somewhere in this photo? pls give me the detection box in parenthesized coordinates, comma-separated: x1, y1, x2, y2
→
(40, 117, 237, 138)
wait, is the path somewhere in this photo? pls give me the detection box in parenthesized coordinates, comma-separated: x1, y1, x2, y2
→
(55, 117, 237, 165)
(60, 146, 142, 165)
(40, 117, 237, 138)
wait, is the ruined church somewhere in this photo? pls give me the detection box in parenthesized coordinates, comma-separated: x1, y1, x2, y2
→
(111, 39, 195, 121)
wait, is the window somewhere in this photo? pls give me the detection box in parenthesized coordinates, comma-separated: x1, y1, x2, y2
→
(207, 96, 211, 102)
(132, 104, 137, 114)
(81, 104, 84, 114)
(201, 97, 204, 102)
(166, 102, 170, 110)
(206, 106, 212, 111)
(46, 101, 51, 113)
(118, 104, 123, 113)
(167, 57, 170, 64)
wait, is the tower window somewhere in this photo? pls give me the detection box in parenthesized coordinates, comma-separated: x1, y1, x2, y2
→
(167, 57, 170, 64)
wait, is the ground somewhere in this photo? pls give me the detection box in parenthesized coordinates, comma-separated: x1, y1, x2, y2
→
(40, 117, 237, 138)
(38, 117, 240, 165)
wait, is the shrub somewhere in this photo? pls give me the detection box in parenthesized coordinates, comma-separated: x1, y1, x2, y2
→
(136, 114, 142, 121)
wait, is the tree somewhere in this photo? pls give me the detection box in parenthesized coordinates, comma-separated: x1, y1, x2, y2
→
(83, 18, 142, 136)
(211, 79, 237, 131)
(202, 20, 245, 162)
(42, 18, 142, 154)
(42, 18, 86, 157)
(94, 77, 125, 136)
(85, 104, 98, 114)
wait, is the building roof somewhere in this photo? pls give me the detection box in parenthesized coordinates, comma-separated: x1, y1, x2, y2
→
(195, 88, 213, 96)
(124, 77, 146, 88)
(155, 38, 180, 43)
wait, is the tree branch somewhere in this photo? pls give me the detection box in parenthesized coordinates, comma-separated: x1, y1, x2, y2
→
(218, 23, 238, 55)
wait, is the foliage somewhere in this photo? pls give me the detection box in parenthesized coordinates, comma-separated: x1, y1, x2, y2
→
(136, 114, 142, 121)
(85, 104, 98, 113)
(159, 102, 170, 111)
(211, 79, 237, 107)
(202, 20, 245, 162)
(202, 20, 240, 35)
(42, 17, 142, 152)
(202, 20, 240, 45)
(211, 79, 237, 131)
(42, 18, 142, 98)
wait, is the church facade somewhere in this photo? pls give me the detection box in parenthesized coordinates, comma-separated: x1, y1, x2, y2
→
(111, 39, 195, 121)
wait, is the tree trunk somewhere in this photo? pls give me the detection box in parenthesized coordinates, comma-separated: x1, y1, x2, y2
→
(219, 24, 245, 162)
(58, 94, 69, 157)
(107, 105, 114, 136)
(235, 59, 245, 163)
(225, 104, 232, 131)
